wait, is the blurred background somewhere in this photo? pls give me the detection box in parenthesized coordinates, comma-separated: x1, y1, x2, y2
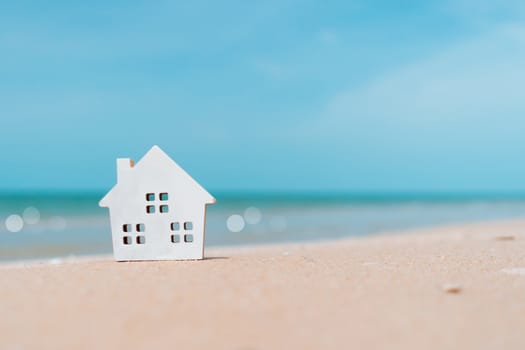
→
(1, 1, 525, 260)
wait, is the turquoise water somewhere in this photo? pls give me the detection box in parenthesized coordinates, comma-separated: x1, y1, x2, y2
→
(1, 193, 525, 261)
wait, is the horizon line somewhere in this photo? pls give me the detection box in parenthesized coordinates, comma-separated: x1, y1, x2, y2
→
(2, 189, 525, 201)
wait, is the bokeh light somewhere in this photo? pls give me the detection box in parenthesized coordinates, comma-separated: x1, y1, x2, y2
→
(23, 207, 41, 225)
(5, 214, 24, 233)
(244, 207, 262, 225)
(226, 214, 245, 233)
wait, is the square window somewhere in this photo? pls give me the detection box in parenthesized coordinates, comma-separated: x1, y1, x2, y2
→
(122, 224, 132, 233)
(184, 222, 193, 230)
(136, 223, 145, 232)
(160, 205, 169, 213)
(171, 234, 180, 243)
(146, 193, 155, 201)
(123, 236, 132, 245)
(159, 193, 169, 201)
(136, 235, 146, 244)
(184, 234, 193, 243)
(170, 222, 180, 231)
(146, 205, 155, 214)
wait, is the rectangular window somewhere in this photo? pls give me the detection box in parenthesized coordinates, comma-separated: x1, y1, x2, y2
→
(136, 223, 145, 232)
(146, 193, 155, 201)
(146, 205, 155, 214)
(136, 236, 146, 244)
(171, 234, 180, 243)
(123, 236, 132, 245)
(122, 224, 132, 233)
(159, 193, 169, 201)
(170, 222, 180, 231)
(160, 205, 169, 213)
(184, 222, 193, 230)
(184, 234, 193, 243)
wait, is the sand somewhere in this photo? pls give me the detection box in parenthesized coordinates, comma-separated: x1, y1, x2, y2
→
(1, 219, 525, 350)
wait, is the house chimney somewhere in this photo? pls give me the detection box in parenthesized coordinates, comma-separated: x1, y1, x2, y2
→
(117, 158, 134, 183)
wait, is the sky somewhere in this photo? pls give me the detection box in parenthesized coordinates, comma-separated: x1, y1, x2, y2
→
(1, 0, 525, 193)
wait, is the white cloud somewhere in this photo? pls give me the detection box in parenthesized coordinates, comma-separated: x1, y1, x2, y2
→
(306, 23, 525, 145)
(440, 0, 525, 22)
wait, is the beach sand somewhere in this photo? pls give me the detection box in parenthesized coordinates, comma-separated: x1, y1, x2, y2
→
(1, 220, 525, 350)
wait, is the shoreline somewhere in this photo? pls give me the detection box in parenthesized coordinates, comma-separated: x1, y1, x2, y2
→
(2, 217, 524, 266)
(2, 219, 525, 349)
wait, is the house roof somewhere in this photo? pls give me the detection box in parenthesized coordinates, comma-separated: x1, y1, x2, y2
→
(99, 145, 215, 207)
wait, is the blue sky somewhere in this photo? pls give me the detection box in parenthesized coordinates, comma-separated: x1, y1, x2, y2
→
(1, 1, 525, 192)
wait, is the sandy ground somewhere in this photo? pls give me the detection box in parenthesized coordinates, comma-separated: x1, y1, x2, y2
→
(1, 220, 525, 350)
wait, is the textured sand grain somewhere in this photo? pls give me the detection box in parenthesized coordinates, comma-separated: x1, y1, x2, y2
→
(1, 220, 525, 350)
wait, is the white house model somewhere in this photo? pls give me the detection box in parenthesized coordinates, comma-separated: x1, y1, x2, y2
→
(99, 146, 216, 261)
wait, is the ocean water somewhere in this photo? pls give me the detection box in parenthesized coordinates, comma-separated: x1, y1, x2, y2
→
(1, 193, 525, 261)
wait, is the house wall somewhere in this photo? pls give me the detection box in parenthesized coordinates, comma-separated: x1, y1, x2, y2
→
(109, 189, 208, 261)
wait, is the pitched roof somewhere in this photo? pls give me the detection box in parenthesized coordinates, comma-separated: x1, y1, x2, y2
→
(99, 145, 215, 207)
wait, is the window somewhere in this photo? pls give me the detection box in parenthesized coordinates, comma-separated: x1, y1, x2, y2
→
(184, 222, 193, 230)
(184, 234, 193, 243)
(171, 234, 180, 243)
(170, 222, 180, 231)
(145, 192, 169, 214)
(122, 224, 146, 245)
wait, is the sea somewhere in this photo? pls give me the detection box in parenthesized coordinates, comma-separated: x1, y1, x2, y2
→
(1, 192, 525, 261)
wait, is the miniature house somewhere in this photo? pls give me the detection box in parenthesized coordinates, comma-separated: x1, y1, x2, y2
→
(99, 146, 216, 261)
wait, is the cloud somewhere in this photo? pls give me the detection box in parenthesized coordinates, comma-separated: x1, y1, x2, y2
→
(440, 0, 525, 23)
(306, 23, 525, 147)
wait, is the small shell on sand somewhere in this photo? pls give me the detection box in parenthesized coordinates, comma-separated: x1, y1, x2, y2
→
(442, 284, 462, 294)
(495, 235, 515, 241)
